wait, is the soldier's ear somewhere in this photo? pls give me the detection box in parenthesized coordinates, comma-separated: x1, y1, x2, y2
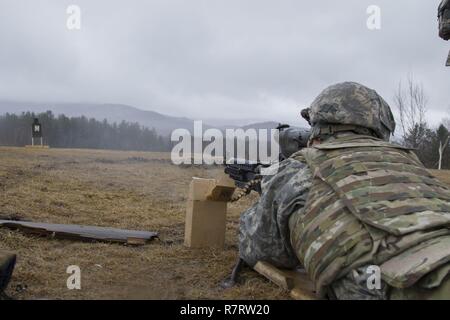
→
(301, 108, 311, 126)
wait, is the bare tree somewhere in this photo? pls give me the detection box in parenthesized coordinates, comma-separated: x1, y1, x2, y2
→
(438, 134, 450, 170)
(444, 118, 450, 130)
(393, 74, 429, 149)
(439, 109, 450, 170)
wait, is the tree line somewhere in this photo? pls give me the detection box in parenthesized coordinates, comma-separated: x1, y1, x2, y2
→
(0, 111, 172, 152)
(0, 78, 449, 171)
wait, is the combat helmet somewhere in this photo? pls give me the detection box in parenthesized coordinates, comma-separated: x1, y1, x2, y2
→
(439, 0, 450, 40)
(302, 82, 395, 141)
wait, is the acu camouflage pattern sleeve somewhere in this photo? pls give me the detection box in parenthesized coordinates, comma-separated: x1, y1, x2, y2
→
(239, 158, 313, 269)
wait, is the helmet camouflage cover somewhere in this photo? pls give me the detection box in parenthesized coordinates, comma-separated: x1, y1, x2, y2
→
(307, 82, 396, 141)
(439, 0, 450, 40)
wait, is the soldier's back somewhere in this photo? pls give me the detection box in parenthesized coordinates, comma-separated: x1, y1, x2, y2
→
(289, 134, 450, 299)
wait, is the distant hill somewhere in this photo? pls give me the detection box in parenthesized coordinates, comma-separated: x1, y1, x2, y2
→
(0, 100, 301, 135)
(0, 101, 199, 136)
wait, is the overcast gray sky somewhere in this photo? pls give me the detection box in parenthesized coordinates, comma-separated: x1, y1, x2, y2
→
(0, 0, 448, 127)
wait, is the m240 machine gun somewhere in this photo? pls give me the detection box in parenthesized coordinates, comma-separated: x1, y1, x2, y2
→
(224, 124, 310, 201)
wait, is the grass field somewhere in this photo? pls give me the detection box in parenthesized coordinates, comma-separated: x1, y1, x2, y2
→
(0, 147, 287, 300)
(1, 146, 449, 300)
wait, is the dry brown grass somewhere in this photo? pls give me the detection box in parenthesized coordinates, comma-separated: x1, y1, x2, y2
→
(0, 147, 288, 300)
(2, 147, 449, 300)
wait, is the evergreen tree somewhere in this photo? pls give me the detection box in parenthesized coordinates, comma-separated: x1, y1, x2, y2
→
(0, 111, 171, 152)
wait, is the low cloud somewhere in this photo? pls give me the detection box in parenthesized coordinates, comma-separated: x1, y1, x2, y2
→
(0, 0, 447, 128)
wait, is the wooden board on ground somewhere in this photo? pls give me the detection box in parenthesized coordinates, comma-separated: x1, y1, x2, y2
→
(0, 220, 158, 245)
(254, 261, 317, 300)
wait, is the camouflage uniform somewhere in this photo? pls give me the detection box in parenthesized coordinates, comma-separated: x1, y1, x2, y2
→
(239, 158, 312, 269)
(239, 82, 450, 300)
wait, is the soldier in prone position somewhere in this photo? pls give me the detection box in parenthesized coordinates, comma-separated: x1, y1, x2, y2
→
(235, 82, 450, 299)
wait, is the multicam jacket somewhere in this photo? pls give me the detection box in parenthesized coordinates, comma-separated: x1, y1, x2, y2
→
(239, 133, 450, 297)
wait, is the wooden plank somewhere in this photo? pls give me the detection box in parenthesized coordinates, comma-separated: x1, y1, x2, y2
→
(290, 287, 317, 300)
(254, 261, 295, 290)
(285, 269, 317, 300)
(284, 269, 315, 292)
(0, 220, 158, 245)
(254, 261, 318, 300)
